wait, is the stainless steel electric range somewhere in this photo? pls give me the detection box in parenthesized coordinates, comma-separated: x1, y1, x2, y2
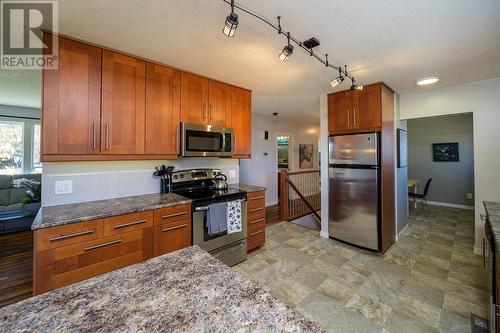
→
(169, 168, 247, 266)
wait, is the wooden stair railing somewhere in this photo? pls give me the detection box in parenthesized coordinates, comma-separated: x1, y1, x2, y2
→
(285, 178, 321, 222)
(279, 170, 321, 222)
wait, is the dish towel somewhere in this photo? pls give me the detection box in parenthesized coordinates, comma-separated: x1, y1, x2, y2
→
(207, 202, 228, 236)
(227, 200, 242, 234)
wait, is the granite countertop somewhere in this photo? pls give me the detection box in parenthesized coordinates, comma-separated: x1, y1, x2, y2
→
(32, 193, 192, 230)
(485, 201, 500, 217)
(484, 201, 500, 252)
(229, 183, 267, 193)
(0, 246, 322, 332)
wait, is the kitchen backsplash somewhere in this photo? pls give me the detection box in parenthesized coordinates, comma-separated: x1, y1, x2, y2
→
(41, 158, 239, 207)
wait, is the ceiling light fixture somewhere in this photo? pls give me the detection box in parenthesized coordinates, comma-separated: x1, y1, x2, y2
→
(222, 0, 239, 38)
(331, 66, 345, 88)
(416, 76, 440, 86)
(279, 32, 294, 62)
(220, 0, 357, 88)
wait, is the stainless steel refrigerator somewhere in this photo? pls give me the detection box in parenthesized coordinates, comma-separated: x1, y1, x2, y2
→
(328, 132, 380, 251)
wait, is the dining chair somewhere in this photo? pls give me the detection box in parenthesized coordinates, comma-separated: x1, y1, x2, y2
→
(408, 178, 433, 215)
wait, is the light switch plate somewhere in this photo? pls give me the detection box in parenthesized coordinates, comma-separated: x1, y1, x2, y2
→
(466, 193, 473, 199)
(55, 180, 73, 195)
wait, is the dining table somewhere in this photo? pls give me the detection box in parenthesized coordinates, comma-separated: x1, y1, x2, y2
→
(408, 179, 419, 209)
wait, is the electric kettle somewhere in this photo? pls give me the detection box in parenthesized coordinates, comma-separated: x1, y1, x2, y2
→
(213, 173, 228, 190)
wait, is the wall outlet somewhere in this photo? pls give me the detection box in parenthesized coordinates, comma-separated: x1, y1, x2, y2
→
(228, 169, 237, 179)
(55, 180, 73, 195)
(466, 193, 473, 199)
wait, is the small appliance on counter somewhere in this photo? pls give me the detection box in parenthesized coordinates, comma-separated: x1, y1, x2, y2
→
(153, 165, 175, 193)
(170, 168, 247, 266)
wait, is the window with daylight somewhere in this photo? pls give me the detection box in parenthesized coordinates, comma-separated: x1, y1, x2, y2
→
(0, 121, 24, 174)
(33, 124, 42, 173)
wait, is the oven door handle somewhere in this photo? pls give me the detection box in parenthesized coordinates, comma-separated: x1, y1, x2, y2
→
(194, 199, 247, 212)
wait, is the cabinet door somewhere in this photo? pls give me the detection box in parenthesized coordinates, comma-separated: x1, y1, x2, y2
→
(180, 72, 209, 125)
(328, 91, 350, 133)
(208, 81, 231, 127)
(231, 87, 252, 157)
(145, 63, 180, 156)
(154, 220, 191, 256)
(42, 35, 101, 156)
(101, 51, 145, 154)
(356, 84, 381, 130)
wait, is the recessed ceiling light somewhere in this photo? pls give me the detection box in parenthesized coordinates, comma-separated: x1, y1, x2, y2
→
(416, 76, 440, 86)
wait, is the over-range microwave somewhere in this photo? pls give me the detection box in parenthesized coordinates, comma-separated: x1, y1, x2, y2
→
(180, 122, 233, 157)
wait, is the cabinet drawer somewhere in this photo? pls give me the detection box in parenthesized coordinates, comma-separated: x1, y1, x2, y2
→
(154, 221, 191, 257)
(248, 206, 265, 222)
(247, 191, 265, 208)
(248, 217, 265, 234)
(36, 219, 104, 251)
(247, 229, 265, 251)
(154, 204, 191, 225)
(103, 211, 153, 236)
(34, 228, 153, 294)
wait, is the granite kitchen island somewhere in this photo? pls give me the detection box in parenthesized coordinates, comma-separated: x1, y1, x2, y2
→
(0, 246, 321, 332)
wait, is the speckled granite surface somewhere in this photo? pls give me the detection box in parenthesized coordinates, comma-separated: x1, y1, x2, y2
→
(0, 246, 322, 332)
(229, 183, 267, 193)
(485, 201, 500, 251)
(32, 193, 191, 230)
(485, 201, 500, 217)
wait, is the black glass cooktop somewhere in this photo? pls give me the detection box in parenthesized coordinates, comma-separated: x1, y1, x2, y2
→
(173, 187, 246, 202)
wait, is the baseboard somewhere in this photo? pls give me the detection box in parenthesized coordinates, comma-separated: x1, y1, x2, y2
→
(426, 200, 474, 210)
(396, 223, 409, 241)
(320, 231, 329, 239)
(474, 244, 483, 256)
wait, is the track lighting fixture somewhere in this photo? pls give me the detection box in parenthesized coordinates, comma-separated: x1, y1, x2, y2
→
(330, 67, 345, 88)
(279, 32, 293, 62)
(220, 0, 357, 86)
(222, 0, 239, 37)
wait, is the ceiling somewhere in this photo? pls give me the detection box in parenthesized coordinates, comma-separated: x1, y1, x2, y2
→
(1, 0, 499, 119)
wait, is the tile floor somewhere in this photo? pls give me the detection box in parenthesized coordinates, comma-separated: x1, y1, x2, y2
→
(233, 206, 487, 332)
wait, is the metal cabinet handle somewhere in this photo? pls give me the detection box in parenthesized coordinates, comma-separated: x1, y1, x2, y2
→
(250, 196, 264, 200)
(203, 102, 208, 121)
(347, 109, 350, 127)
(92, 122, 96, 150)
(250, 230, 265, 237)
(114, 219, 147, 229)
(161, 211, 187, 219)
(249, 218, 264, 225)
(353, 109, 357, 126)
(161, 224, 188, 232)
(84, 239, 122, 252)
(175, 128, 179, 154)
(250, 207, 264, 212)
(105, 123, 109, 150)
(49, 229, 95, 242)
(212, 105, 216, 123)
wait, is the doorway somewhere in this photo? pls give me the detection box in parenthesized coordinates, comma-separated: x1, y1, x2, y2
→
(277, 134, 292, 171)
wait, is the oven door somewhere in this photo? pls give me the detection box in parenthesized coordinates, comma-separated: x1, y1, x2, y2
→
(181, 123, 233, 157)
(192, 200, 247, 266)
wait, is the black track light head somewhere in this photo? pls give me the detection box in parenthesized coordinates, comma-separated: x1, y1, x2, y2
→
(223, 0, 239, 37)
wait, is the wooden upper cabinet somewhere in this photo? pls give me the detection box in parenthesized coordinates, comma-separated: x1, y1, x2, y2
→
(208, 81, 231, 127)
(101, 51, 146, 154)
(328, 83, 384, 134)
(145, 63, 180, 156)
(42, 35, 102, 156)
(180, 72, 209, 125)
(231, 87, 252, 158)
(328, 91, 350, 133)
(356, 84, 381, 131)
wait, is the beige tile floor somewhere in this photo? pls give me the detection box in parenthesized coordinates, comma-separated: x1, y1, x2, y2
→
(233, 206, 487, 332)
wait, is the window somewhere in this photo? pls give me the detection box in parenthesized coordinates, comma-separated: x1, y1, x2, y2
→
(33, 124, 42, 173)
(0, 121, 24, 174)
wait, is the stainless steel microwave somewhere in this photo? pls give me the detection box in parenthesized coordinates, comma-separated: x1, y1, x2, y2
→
(180, 123, 233, 157)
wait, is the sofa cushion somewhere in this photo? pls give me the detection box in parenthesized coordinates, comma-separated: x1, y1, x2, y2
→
(5, 203, 23, 212)
(0, 189, 9, 206)
(0, 206, 5, 212)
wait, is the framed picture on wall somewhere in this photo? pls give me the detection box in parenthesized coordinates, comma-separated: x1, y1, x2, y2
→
(433, 142, 459, 162)
(299, 144, 314, 169)
(397, 129, 407, 168)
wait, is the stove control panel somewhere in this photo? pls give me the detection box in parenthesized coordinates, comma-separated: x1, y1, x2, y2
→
(171, 169, 221, 183)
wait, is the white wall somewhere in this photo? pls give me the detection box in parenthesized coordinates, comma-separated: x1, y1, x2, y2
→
(239, 114, 320, 206)
(42, 158, 239, 207)
(399, 77, 500, 254)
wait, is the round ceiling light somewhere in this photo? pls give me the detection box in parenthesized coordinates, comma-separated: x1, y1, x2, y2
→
(416, 76, 440, 86)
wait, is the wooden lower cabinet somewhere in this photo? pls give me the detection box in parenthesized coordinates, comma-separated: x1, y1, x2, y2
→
(33, 205, 192, 295)
(34, 227, 153, 295)
(247, 191, 266, 252)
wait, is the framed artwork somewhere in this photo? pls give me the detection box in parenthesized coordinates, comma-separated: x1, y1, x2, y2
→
(397, 129, 407, 168)
(433, 142, 459, 162)
(299, 144, 314, 169)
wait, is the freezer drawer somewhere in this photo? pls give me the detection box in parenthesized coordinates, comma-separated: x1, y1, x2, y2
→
(328, 167, 379, 251)
(329, 133, 378, 166)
